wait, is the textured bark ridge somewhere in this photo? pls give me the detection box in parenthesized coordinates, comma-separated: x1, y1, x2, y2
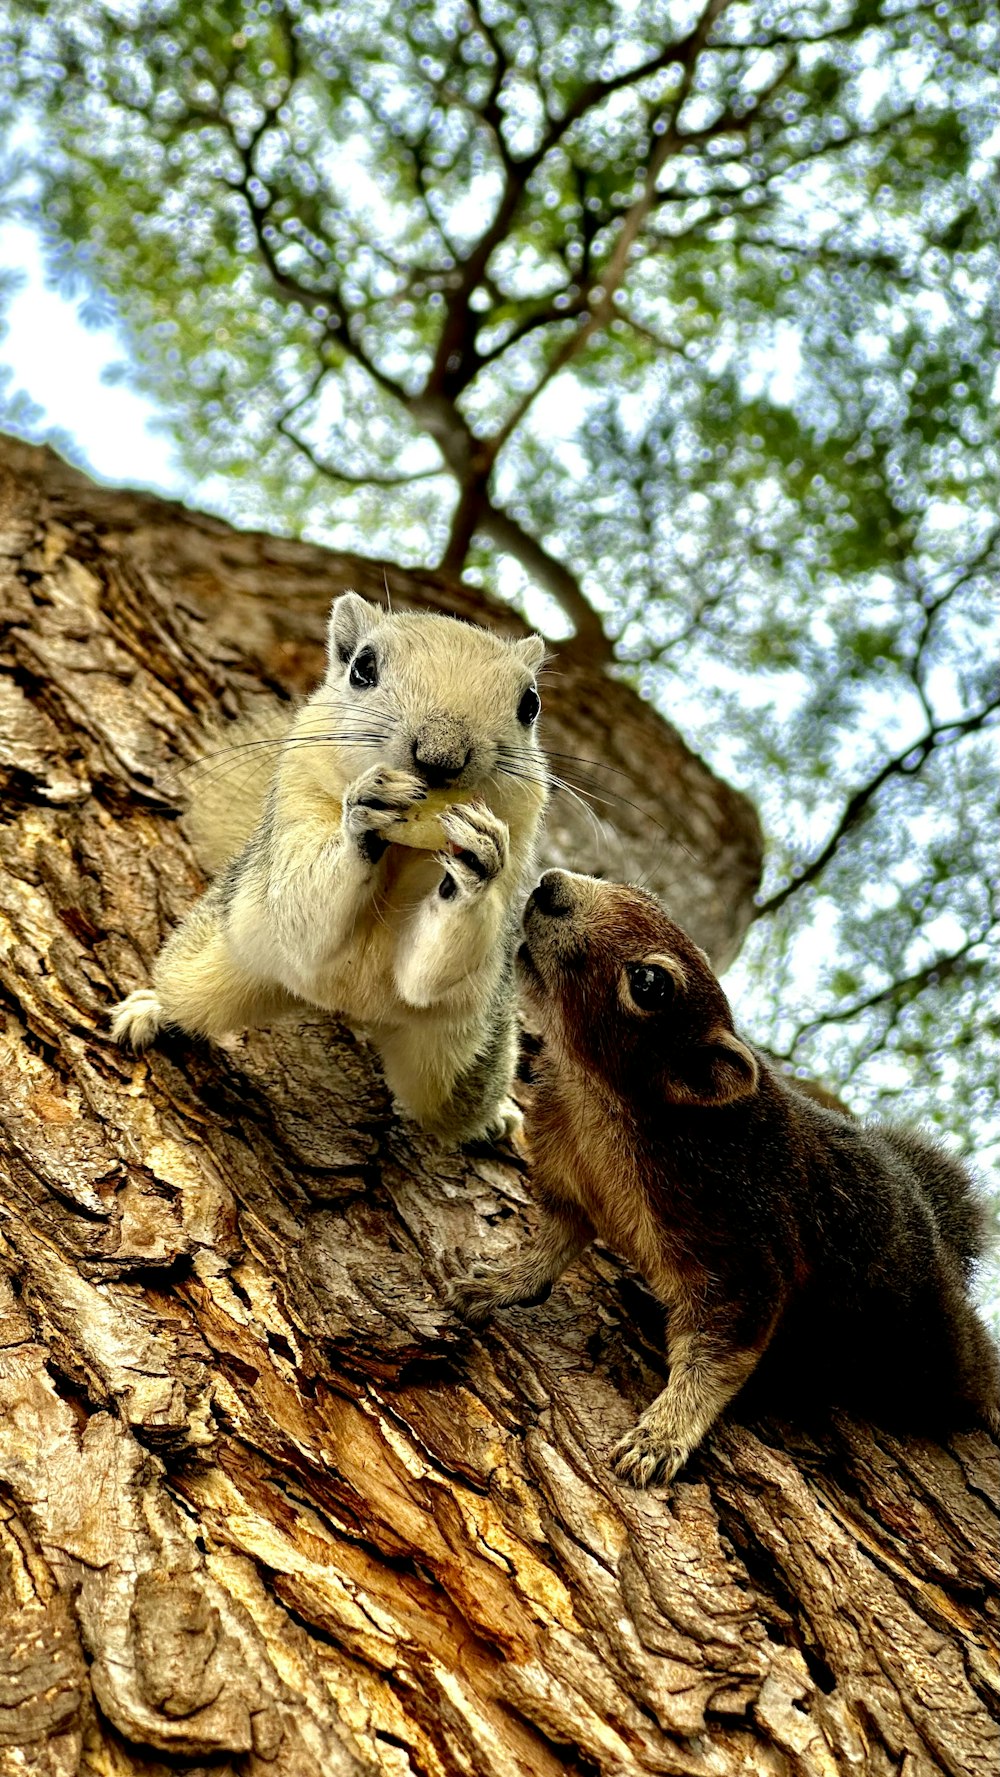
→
(0, 435, 997, 1777)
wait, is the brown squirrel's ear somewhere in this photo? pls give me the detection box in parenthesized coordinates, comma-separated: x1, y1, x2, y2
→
(666, 1028, 759, 1106)
(328, 590, 381, 665)
(512, 633, 547, 674)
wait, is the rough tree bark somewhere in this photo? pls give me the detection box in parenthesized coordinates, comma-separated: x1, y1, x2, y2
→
(0, 436, 997, 1777)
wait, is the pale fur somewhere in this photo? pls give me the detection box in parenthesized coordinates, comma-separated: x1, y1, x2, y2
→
(185, 707, 296, 879)
(113, 594, 549, 1143)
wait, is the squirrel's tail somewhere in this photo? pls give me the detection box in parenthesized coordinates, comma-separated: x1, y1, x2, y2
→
(183, 708, 294, 877)
(893, 1130, 992, 1275)
(922, 1157, 992, 1274)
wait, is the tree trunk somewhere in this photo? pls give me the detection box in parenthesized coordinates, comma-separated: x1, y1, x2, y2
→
(0, 436, 996, 1777)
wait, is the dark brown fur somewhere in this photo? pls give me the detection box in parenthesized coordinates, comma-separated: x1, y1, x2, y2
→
(449, 872, 1000, 1487)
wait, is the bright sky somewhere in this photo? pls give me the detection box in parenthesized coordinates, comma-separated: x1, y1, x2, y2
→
(0, 219, 184, 493)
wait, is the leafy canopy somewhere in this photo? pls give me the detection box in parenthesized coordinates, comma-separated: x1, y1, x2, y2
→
(2, 0, 998, 1175)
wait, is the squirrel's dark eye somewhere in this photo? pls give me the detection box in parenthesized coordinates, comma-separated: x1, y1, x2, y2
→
(517, 685, 541, 725)
(626, 963, 673, 1011)
(349, 646, 379, 689)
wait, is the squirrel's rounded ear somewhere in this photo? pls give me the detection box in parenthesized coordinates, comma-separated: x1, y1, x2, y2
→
(512, 633, 547, 675)
(328, 591, 380, 666)
(666, 1028, 759, 1107)
(696, 1030, 759, 1105)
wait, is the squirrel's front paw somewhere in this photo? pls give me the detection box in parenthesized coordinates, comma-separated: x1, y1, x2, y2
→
(437, 802, 509, 901)
(344, 766, 426, 859)
(111, 988, 163, 1051)
(610, 1419, 688, 1490)
(447, 1268, 506, 1327)
(447, 1260, 552, 1326)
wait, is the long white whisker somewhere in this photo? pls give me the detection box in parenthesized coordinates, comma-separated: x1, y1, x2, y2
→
(538, 749, 638, 781)
(493, 756, 552, 789)
(179, 731, 390, 779)
(547, 773, 615, 857)
(182, 749, 280, 811)
(552, 772, 693, 861)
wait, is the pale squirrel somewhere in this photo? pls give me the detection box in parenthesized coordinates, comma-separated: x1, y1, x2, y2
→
(112, 593, 549, 1143)
(450, 871, 1000, 1484)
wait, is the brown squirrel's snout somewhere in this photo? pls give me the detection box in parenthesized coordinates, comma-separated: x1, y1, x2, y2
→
(521, 874, 759, 1104)
(522, 870, 665, 989)
(521, 870, 600, 992)
(528, 870, 575, 918)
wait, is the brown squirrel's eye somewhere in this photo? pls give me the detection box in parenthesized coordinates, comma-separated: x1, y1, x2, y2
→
(626, 963, 673, 1011)
(517, 685, 540, 725)
(349, 646, 379, 689)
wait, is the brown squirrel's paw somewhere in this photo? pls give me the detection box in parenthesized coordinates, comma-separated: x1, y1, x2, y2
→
(610, 1420, 688, 1489)
(446, 1264, 512, 1326)
(436, 802, 509, 900)
(447, 1261, 552, 1326)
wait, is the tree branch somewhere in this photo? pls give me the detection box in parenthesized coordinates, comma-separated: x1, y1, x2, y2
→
(755, 700, 1000, 919)
(425, 0, 735, 403)
(774, 928, 994, 1060)
(280, 435, 445, 487)
(273, 364, 446, 487)
(478, 499, 611, 661)
(483, 1, 777, 454)
(897, 528, 1000, 729)
(216, 106, 410, 409)
(475, 289, 590, 367)
(640, 98, 924, 220)
(441, 477, 484, 573)
(464, 0, 514, 173)
(676, 49, 798, 149)
(529, 0, 736, 168)
(621, 568, 745, 658)
(712, 0, 940, 52)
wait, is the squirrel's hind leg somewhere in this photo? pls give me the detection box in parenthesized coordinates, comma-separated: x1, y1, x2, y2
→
(483, 1094, 523, 1143)
(113, 897, 295, 1050)
(380, 996, 519, 1144)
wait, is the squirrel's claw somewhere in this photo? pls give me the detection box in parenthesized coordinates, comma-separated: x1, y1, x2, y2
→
(446, 1268, 505, 1326)
(344, 766, 425, 825)
(111, 988, 164, 1051)
(610, 1420, 688, 1490)
(436, 801, 509, 898)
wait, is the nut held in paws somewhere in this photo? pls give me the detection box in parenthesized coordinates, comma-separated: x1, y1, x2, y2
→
(385, 788, 457, 850)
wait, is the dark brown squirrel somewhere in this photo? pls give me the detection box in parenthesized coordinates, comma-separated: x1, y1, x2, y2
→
(449, 870, 1000, 1487)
